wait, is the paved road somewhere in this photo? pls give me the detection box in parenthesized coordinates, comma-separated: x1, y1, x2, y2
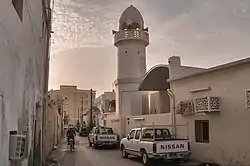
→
(49, 136, 204, 166)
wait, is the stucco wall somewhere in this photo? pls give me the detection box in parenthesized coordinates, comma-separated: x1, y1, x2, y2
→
(0, 0, 50, 165)
(105, 112, 188, 139)
(149, 91, 170, 114)
(116, 82, 147, 117)
(125, 113, 187, 138)
(171, 63, 250, 165)
(44, 104, 62, 158)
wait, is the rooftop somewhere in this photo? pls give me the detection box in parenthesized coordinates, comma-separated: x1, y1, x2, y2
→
(168, 57, 250, 82)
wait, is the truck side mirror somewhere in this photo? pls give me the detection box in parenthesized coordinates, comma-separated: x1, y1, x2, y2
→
(127, 135, 130, 140)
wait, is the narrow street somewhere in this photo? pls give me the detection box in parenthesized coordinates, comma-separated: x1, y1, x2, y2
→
(49, 136, 204, 166)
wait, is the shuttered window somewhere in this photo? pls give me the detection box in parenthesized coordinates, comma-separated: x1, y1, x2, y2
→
(195, 120, 209, 143)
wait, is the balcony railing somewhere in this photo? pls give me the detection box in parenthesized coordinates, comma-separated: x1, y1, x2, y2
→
(114, 30, 149, 45)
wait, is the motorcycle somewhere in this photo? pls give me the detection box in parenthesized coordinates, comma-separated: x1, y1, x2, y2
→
(44, 159, 60, 166)
(69, 138, 74, 152)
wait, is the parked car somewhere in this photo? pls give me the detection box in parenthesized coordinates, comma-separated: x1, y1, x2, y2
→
(79, 125, 89, 136)
(88, 126, 120, 148)
(120, 126, 191, 165)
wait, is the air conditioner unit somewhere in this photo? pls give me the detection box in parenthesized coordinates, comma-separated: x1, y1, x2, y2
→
(194, 96, 220, 113)
(9, 134, 26, 160)
(176, 100, 194, 115)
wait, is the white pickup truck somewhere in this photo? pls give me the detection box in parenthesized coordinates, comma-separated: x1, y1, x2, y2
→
(88, 126, 119, 148)
(120, 126, 191, 165)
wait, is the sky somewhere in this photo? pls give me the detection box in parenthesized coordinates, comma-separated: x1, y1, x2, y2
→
(49, 0, 250, 96)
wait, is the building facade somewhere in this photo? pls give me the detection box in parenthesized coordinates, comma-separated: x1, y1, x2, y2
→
(44, 96, 63, 158)
(95, 92, 115, 113)
(0, 0, 51, 166)
(95, 92, 115, 126)
(49, 86, 96, 125)
(169, 57, 250, 165)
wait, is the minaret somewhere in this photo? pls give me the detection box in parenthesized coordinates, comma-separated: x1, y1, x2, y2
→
(113, 5, 149, 117)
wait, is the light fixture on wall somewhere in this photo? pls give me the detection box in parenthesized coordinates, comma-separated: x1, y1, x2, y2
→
(134, 117, 145, 121)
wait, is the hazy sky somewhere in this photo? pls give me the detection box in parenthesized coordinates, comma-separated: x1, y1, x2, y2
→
(49, 0, 250, 96)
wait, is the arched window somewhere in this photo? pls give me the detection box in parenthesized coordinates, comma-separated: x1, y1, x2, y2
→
(131, 22, 140, 30)
(122, 23, 128, 30)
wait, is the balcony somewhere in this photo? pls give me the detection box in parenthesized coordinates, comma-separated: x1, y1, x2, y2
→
(114, 30, 149, 46)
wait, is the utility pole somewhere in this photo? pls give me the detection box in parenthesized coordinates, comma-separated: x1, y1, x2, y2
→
(80, 96, 84, 124)
(89, 89, 93, 130)
(78, 108, 79, 123)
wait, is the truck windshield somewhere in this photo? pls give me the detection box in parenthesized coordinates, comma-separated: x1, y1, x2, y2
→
(142, 128, 171, 140)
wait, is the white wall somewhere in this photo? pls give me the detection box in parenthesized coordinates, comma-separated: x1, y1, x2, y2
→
(171, 63, 250, 165)
(0, 0, 50, 165)
(125, 113, 187, 138)
(117, 42, 146, 79)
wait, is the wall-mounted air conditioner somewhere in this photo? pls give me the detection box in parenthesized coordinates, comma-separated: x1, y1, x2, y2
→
(176, 100, 194, 115)
(194, 96, 220, 113)
(9, 134, 27, 160)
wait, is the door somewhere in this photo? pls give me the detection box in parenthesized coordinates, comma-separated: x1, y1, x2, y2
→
(125, 130, 136, 154)
(132, 129, 141, 156)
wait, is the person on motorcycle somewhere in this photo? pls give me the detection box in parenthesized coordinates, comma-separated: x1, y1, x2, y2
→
(67, 126, 76, 149)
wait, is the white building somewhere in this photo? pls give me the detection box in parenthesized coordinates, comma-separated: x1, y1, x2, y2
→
(95, 92, 115, 126)
(129, 55, 250, 165)
(95, 92, 115, 113)
(113, 5, 149, 118)
(169, 57, 250, 165)
(0, 0, 51, 166)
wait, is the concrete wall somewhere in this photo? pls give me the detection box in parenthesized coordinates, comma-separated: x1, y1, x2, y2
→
(44, 103, 62, 158)
(0, 0, 50, 165)
(149, 91, 170, 114)
(171, 62, 250, 165)
(125, 113, 187, 138)
(105, 112, 188, 139)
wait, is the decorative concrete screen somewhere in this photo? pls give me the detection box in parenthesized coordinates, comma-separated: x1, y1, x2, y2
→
(194, 96, 220, 113)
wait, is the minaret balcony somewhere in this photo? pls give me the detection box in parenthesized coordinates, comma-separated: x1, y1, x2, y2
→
(114, 30, 149, 46)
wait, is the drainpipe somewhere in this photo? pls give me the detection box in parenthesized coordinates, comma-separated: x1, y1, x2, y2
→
(167, 89, 176, 138)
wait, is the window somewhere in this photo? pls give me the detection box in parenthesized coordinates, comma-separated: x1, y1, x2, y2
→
(142, 128, 171, 140)
(195, 120, 209, 143)
(12, 0, 23, 21)
(134, 130, 141, 140)
(84, 101, 88, 105)
(142, 129, 153, 139)
(129, 130, 135, 139)
(84, 95, 89, 98)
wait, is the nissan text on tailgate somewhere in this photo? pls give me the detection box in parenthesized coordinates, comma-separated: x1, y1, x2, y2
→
(120, 126, 191, 165)
(88, 126, 119, 148)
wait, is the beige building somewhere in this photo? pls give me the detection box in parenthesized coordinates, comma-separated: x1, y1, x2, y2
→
(168, 57, 250, 165)
(95, 91, 116, 126)
(0, 0, 51, 165)
(49, 85, 96, 125)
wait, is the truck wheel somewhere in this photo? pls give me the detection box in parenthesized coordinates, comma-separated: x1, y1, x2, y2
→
(121, 146, 128, 158)
(141, 150, 150, 165)
(93, 144, 98, 149)
(89, 141, 92, 147)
